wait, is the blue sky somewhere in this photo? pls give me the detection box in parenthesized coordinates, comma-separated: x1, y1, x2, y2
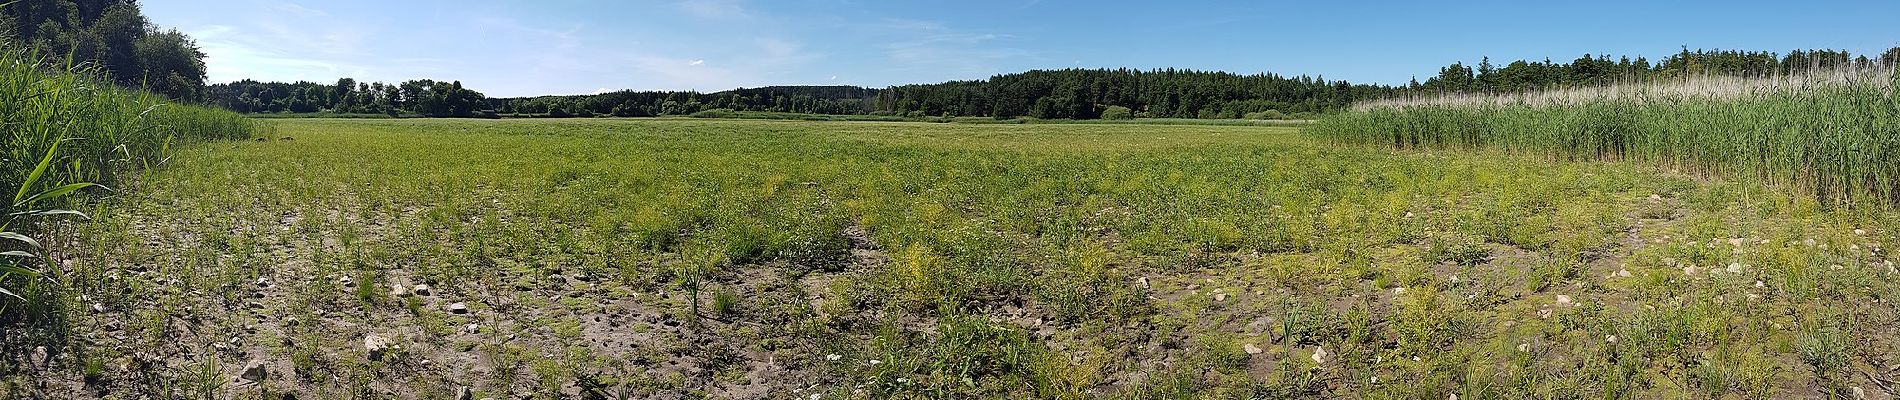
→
(144, 0, 1900, 97)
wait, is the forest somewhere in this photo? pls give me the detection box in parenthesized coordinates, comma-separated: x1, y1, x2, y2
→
(5, 1, 1893, 121)
(197, 46, 1900, 120)
(0, 0, 207, 100)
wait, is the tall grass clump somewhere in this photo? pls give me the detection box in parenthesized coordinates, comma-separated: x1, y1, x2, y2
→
(1312, 66, 1900, 205)
(1, 44, 261, 325)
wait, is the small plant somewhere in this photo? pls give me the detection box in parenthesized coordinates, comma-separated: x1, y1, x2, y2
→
(1795, 325, 1847, 376)
(711, 291, 738, 317)
(1425, 232, 1490, 266)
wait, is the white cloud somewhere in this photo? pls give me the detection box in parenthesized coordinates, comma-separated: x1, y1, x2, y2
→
(677, 0, 747, 19)
(689, 59, 705, 66)
(266, 1, 327, 18)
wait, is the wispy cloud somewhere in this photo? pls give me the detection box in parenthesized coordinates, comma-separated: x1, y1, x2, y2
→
(265, 1, 327, 17)
(677, 0, 748, 19)
(874, 19, 1031, 77)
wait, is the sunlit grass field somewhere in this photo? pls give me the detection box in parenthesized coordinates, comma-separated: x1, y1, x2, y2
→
(28, 118, 1900, 399)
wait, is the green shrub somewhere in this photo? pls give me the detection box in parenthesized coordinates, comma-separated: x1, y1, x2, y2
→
(1244, 109, 1289, 120)
(689, 108, 736, 119)
(1099, 105, 1133, 120)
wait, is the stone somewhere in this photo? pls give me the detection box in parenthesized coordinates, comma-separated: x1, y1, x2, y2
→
(1311, 346, 1329, 365)
(1555, 295, 1573, 306)
(455, 386, 474, 400)
(390, 284, 409, 297)
(1615, 268, 1632, 278)
(414, 284, 433, 296)
(364, 334, 394, 361)
(1243, 343, 1263, 355)
(1213, 292, 1227, 302)
(1136, 277, 1150, 289)
(29, 346, 48, 369)
(448, 302, 468, 314)
(239, 359, 269, 381)
(339, 276, 355, 287)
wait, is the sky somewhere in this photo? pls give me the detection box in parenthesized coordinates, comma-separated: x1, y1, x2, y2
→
(143, 0, 1900, 98)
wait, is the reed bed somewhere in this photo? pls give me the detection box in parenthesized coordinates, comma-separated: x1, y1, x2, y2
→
(2, 44, 262, 318)
(0, 46, 263, 206)
(1314, 66, 1900, 205)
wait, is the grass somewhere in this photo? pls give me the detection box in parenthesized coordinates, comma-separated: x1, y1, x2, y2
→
(0, 44, 261, 364)
(1312, 67, 1900, 205)
(684, 109, 1314, 126)
(8, 117, 1900, 398)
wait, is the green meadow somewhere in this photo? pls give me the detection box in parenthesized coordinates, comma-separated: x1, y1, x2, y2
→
(8, 117, 1895, 398)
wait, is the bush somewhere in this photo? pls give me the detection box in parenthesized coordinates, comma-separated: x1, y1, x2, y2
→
(1100, 106, 1133, 120)
(689, 108, 736, 119)
(1244, 109, 1290, 120)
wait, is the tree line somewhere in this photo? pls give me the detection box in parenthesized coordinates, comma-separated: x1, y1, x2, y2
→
(1, 0, 208, 100)
(205, 78, 488, 117)
(193, 46, 1900, 119)
(1407, 47, 1900, 95)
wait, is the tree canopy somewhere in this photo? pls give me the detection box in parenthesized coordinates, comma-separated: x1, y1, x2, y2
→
(1, 0, 207, 100)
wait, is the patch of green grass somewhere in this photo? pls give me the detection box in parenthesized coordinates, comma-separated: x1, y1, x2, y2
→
(24, 117, 1900, 398)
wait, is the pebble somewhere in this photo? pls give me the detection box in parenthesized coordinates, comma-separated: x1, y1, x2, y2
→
(414, 284, 432, 296)
(1243, 343, 1263, 355)
(1311, 346, 1329, 365)
(29, 346, 47, 369)
(239, 359, 269, 381)
(390, 284, 410, 297)
(1555, 295, 1573, 306)
(339, 276, 355, 287)
(455, 386, 474, 400)
(364, 334, 394, 361)
(448, 302, 469, 314)
(1213, 293, 1227, 302)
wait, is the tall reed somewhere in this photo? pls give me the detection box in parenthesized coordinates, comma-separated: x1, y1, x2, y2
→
(1312, 66, 1900, 205)
(1, 43, 261, 316)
